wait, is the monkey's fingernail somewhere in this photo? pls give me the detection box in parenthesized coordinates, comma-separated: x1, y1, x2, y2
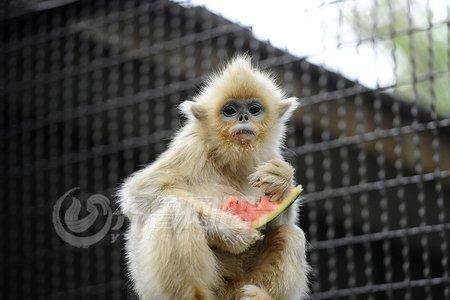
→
(270, 195, 279, 202)
(250, 177, 260, 183)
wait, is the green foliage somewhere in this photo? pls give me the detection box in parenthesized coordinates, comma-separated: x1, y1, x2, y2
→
(349, 0, 450, 117)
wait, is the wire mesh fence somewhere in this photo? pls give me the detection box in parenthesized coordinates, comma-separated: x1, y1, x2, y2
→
(1, 0, 450, 299)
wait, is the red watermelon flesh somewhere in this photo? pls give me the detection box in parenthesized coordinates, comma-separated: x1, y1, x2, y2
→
(221, 185, 303, 228)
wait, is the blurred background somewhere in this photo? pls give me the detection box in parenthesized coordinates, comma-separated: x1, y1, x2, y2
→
(1, 0, 450, 299)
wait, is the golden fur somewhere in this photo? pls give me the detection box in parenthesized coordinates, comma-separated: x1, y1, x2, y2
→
(118, 55, 310, 300)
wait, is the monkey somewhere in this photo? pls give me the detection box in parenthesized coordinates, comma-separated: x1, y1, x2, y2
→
(118, 55, 310, 300)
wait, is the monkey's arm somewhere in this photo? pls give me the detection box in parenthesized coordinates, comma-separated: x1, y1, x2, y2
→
(118, 171, 262, 254)
(192, 199, 263, 254)
(246, 161, 308, 299)
(158, 187, 263, 253)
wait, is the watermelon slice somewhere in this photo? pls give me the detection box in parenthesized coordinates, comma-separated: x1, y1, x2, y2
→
(221, 185, 303, 229)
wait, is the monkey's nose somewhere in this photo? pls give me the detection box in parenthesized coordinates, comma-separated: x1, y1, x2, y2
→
(239, 114, 249, 122)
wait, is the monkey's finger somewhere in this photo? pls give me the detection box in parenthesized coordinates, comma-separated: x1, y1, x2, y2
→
(268, 165, 293, 181)
(268, 158, 287, 168)
(269, 190, 286, 202)
(249, 170, 275, 185)
(249, 174, 262, 187)
(260, 184, 284, 196)
(256, 162, 293, 180)
(248, 170, 263, 182)
(262, 184, 286, 201)
(257, 178, 290, 200)
(251, 180, 262, 188)
(260, 185, 285, 202)
(248, 175, 259, 183)
(264, 157, 290, 169)
(258, 181, 284, 195)
(258, 173, 288, 188)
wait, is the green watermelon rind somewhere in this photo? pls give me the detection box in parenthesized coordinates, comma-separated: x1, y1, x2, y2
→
(251, 185, 303, 229)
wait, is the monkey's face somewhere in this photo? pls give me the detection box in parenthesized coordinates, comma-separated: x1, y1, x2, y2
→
(181, 56, 299, 152)
(218, 98, 268, 145)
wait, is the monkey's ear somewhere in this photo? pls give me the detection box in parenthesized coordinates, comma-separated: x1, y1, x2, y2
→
(179, 101, 207, 120)
(279, 97, 300, 120)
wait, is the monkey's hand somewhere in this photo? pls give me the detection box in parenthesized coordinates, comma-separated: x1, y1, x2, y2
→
(249, 158, 295, 202)
(198, 205, 263, 254)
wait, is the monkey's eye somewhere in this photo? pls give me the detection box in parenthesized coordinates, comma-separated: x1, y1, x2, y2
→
(249, 104, 262, 115)
(222, 105, 237, 117)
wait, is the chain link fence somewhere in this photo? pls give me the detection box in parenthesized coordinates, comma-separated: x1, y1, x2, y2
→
(1, 0, 450, 299)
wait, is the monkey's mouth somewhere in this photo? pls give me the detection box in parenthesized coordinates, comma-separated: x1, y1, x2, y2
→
(230, 126, 257, 143)
(233, 129, 255, 136)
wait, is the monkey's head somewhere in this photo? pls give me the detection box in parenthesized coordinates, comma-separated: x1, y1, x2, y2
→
(180, 55, 298, 156)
